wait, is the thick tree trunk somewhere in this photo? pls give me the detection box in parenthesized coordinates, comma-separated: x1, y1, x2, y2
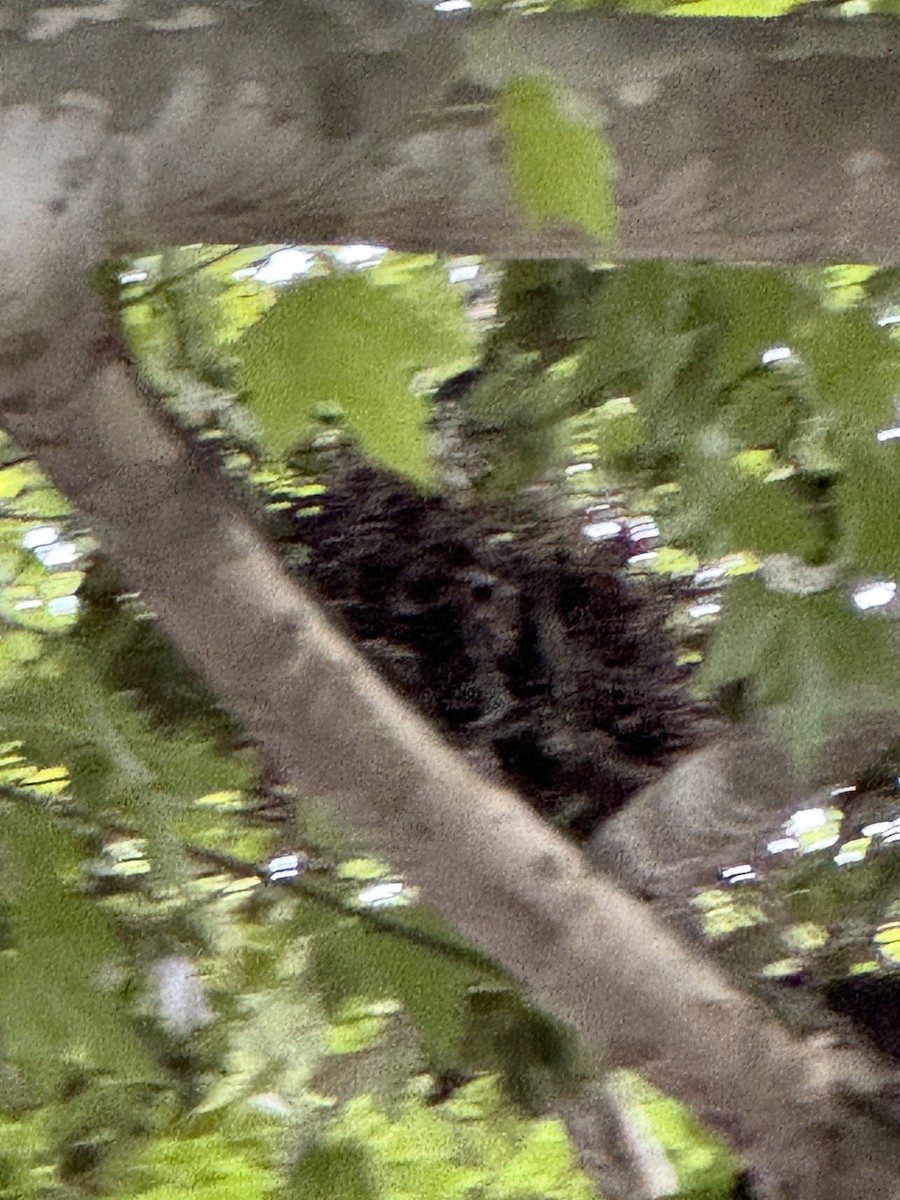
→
(1, 3, 899, 269)
(0, 296, 896, 1200)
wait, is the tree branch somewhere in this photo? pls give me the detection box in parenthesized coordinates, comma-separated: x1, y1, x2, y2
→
(588, 718, 900, 913)
(1, 2, 899, 266)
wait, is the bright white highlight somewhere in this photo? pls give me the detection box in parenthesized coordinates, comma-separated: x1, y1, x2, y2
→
(862, 819, 894, 837)
(789, 808, 832, 833)
(333, 243, 387, 266)
(249, 1093, 291, 1118)
(694, 566, 726, 585)
(47, 595, 79, 617)
(34, 541, 78, 568)
(448, 264, 479, 283)
(250, 248, 315, 284)
(22, 525, 58, 550)
(629, 518, 660, 541)
(152, 956, 214, 1034)
(767, 836, 799, 855)
(583, 520, 622, 541)
(358, 882, 404, 906)
(688, 601, 722, 619)
(265, 852, 305, 882)
(852, 581, 896, 610)
(720, 863, 756, 883)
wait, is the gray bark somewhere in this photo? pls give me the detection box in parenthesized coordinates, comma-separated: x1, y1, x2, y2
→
(1, 2, 900, 269)
(588, 715, 900, 913)
(557, 1077, 678, 1200)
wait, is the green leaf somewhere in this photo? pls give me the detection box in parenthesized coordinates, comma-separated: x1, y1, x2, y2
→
(592, 396, 645, 464)
(795, 309, 900, 432)
(669, 0, 799, 17)
(0, 806, 151, 1094)
(325, 1009, 389, 1055)
(350, 1097, 455, 1164)
(463, 363, 572, 494)
(310, 916, 481, 1067)
(573, 263, 717, 451)
(820, 263, 878, 311)
(287, 1139, 380, 1200)
(237, 271, 470, 487)
(696, 267, 813, 386)
(0, 465, 31, 499)
(0, 645, 249, 877)
(460, 986, 579, 1110)
(678, 466, 825, 562)
(493, 1120, 580, 1196)
(498, 75, 617, 243)
(724, 371, 804, 450)
(699, 578, 900, 768)
(489, 260, 603, 362)
(696, 576, 783, 697)
(619, 1075, 739, 1198)
(860, 264, 900, 303)
(134, 1133, 276, 1200)
(837, 440, 900, 577)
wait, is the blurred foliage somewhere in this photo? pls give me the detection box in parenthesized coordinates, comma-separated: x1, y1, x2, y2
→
(475, 259, 900, 766)
(286, 1081, 600, 1200)
(0, 231, 896, 1200)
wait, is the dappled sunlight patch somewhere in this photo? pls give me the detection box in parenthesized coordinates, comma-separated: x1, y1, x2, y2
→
(357, 881, 408, 908)
(608, 1072, 740, 1197)
(782, 921, 829, 953)
(786, 807, 842, 854)
(833, 836, 871, 866)
(337, 858, 393, 882)
(94, 837, 151, 878)
(761, 957, 806, 981)
(691, 886, 767, 938)
(873, 920, 900, 965)
(325, 999, 401, 1055)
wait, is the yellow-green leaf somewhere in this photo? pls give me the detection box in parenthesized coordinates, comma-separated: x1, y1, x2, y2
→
(498, 75, 617, 243)
(238, 272, 471, 487)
